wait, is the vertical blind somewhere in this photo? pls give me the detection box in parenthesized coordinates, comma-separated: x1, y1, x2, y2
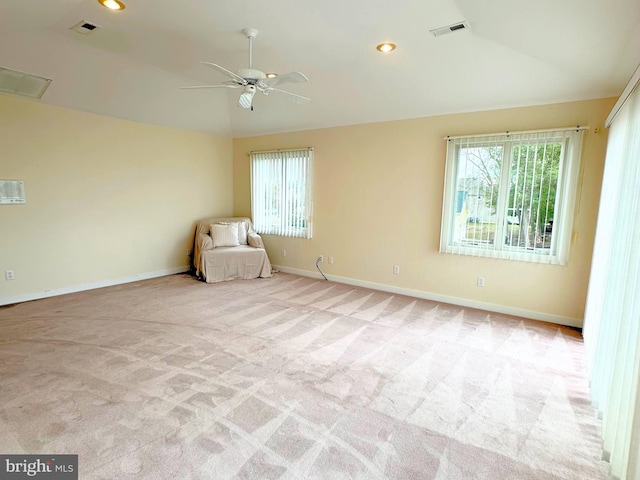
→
(440, 128, 584, 264)
(250, 148, 313, 239)
(583, 73, 640, 480)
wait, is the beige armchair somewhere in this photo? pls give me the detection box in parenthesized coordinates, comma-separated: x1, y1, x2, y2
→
(193, 217, 272, 283)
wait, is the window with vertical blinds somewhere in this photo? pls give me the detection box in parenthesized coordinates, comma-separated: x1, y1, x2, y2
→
(250, 148, 313, 238)
(583, 68, 640, 480)
(440, 128, 585, 264)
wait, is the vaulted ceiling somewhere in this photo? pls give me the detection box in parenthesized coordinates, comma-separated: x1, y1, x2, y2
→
(1, 0, 638, 137)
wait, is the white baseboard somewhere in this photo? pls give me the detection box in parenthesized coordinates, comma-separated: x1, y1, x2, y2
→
(3, 264, 582, 328)
(0, 266, 191, 306)
(273, 265, 582, 329)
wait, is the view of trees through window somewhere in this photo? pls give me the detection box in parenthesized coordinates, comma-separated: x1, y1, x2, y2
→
(442, 128, 582, 264)
(456, 140, 561, 251)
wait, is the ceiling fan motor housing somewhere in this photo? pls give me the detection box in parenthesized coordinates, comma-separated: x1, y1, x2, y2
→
(238, 68, 266, 81)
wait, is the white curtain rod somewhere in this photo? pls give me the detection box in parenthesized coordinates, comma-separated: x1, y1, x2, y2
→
(444, 125, 590, 141)
(605, 63, 640, 127)
(249, 147, 313, 155)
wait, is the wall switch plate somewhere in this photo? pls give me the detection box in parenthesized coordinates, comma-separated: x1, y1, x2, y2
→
(393, 265, 400, 274)
(5, 270, 15, 280)
(328, 256, 334, 265)
(281, 249, 286, 257)
(477, 276, 485, 287)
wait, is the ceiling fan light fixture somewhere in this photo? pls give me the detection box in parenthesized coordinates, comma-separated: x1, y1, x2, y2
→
(376, 43, 396, 53)
(98, 0, 126, 11)
(265, 73, 278, 78)
(239, 85, 256, 108)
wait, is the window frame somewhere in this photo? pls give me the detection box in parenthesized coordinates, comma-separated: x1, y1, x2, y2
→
(440, 129, 584, 265)
(250, 148, 314, 239)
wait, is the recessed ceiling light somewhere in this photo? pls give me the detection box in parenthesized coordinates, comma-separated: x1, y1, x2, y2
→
(376, 43, 396, 53)
(265, 73, 278, 78)
(98, 0, 126, 11)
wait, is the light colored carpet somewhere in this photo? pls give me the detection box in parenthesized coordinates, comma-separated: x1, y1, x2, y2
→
(0, 273, 610, 479)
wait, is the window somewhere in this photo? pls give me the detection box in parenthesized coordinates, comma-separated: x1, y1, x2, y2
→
(440, 128, 584, 264)
(250, 148, 313, 238)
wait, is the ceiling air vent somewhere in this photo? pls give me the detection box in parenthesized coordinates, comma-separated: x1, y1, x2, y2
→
(430, 21, 470, 37)
(0, 67, 52, 99)
(70, 20, 101, 35)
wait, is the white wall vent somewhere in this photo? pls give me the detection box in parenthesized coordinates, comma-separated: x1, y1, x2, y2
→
(0, 180, 26, 205)
(0, 67, 52, 99)
(70, 20, 101, 35)
(430, 21, 470, 37)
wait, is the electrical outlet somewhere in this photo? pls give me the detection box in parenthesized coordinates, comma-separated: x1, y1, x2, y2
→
(393, 265, 400, 274)
(328, 256, 334, 265)
(318, 255, 324, 263)
(477, 276, 485, 287)
(5, 270, 15, 281)
(281, 249, 287, 257)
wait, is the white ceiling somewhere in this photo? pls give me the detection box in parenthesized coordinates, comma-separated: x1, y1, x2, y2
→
(1, 0, 638, 137)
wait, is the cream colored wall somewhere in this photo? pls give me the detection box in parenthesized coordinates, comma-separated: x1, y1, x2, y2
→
(0, 95, 232, 301)
(233, 98, 615, 325)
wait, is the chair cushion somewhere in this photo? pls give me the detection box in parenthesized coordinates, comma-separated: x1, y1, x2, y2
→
(237, 221, 248, 245)
(247, 233, 265, 249)
(210, 223, 240, 248)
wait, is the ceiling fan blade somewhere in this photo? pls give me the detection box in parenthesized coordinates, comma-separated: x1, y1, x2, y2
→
(264, 87, 311, 104)
(201, 62, 247, 85)
(261, 71, 309, 88)
(180, 84, 241, 89)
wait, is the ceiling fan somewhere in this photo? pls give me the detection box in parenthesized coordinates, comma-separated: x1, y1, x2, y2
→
(182, 28, 310, 111)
